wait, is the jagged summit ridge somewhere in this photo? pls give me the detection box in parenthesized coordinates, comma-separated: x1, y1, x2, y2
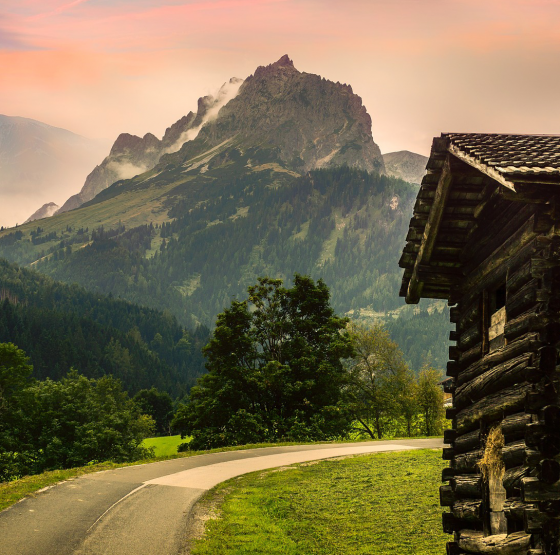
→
(168, 54, 384, 174)
(56, 55, 383, 215)
(56, 77, 243, 214)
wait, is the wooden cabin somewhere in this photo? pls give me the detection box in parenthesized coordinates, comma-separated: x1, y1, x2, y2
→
(399, 133, 560, 555)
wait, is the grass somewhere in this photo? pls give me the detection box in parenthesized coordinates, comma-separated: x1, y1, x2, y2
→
(142, 434, 185, 457)
(191, 449, 448, 555)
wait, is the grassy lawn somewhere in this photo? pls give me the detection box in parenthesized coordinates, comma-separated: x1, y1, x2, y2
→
(142, 434, 186, 457)
(191, 449, 448, 555)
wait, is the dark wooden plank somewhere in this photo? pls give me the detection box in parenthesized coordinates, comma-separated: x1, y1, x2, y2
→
(406, 156, 453, 303)
(455, 384, 531, 434)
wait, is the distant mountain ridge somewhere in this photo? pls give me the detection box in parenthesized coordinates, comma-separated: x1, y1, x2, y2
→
(382, 150, 427, 184)
(0, 115, 108, 227)
(25, 202, 59, 224)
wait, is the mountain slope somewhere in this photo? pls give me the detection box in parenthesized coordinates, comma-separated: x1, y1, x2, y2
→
(0, 258, 207, 394)
(0, 115, 108, 227)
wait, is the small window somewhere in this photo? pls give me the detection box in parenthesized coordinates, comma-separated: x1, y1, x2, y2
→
(488, 284, 506, 352)
(492, 284, 506, 313)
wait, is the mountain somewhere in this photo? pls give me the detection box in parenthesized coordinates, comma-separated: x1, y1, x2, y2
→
(56, 78, 244, 214)
(0, 115, 108, 227)
(24, 202, 60, 223)
(382, 150, 428, 184)
(0, 258, 207, 395)
(0, 56, 449, 370)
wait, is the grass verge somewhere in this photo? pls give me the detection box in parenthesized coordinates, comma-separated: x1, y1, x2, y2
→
(190, 449, 448, 555)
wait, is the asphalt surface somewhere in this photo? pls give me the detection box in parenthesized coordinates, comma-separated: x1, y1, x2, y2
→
(0, 438, 442, 555)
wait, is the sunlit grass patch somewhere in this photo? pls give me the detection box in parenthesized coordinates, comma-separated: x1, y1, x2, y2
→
(191, 449, 447, 555)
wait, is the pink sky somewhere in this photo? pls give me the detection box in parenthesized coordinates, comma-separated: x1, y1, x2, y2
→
(1, 1, 559, 154)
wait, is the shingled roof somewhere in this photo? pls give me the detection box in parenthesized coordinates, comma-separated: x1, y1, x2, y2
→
(446, 133, 560, 190)
(399, 132, 560, 304)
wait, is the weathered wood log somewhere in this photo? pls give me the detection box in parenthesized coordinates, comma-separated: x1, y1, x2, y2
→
(456, 298, 481, 333)
(502, 412, 532, 442)
(453, 499, 482, 521)
(539, 405, 560, 428)
(455, 430, 482, 455)
(458, 322, 482, 350)
(458, 530, 531, 554)
(443, 447, 455, 461)
(454, 354, 532, 410)
(505, 307, 546, 342)
(447, 361, 460, 378)
(451, 475, 482, 498)
(446, 541, 466, 555)
(444, 378, 456, 394)
(522, 477, 560, 502)
(462, 213, 538, 296)
(506, 278, 539, 320)
(458, 343, 482, 367)
(450, 346, 461, 361)
(502, 439, 526, 469)
(456, 384, 532, 434)
(456, 332, 541, 387)
(444, 429, 458, 445)
(540, 435, 560, 458)
(443, 467, 456, 482)
(524, 507, 555, 533)
(525, 449, 541, 467)
(441, 484, 455, 506)
(503, 497, 536, 522)
(507, 260, 533, 297)
(538, 346, 558, 372)
(447, 407, 458, 420)
(503, 466, 532, 492)
(454, 450, 483, 473)
(537, 459, 560, 484)
(463, 202, 536, 278)
(526, 384, 558, 413)
(525, 423, 547, 449)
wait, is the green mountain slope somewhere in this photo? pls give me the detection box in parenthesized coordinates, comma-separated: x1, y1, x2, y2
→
(0, 259, 208, 395)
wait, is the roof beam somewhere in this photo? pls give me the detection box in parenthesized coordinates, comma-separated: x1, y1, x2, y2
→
(406, 155, 453, 303)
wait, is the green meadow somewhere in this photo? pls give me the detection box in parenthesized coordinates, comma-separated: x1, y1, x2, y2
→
(191, 449, 448, 555)
(142, 435, 186, 457)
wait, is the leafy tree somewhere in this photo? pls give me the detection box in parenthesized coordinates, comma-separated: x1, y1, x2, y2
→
(134, 387, 174, 436)
(0, 349, 155, 481)
(416, 365, 445, 436)
(344, 322, 415, 439)
(0, 343, 33, 480)
(173, 275, 354, 449)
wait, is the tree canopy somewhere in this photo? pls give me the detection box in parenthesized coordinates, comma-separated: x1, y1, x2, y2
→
(173, 275, 354, 449)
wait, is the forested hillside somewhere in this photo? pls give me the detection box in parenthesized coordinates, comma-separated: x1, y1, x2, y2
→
(34, 167, 415, 324)
(0, 259, 207, 395)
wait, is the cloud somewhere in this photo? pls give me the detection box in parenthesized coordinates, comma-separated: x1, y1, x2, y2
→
(165, 76, 244, 153)
(106, 160, 149, 180)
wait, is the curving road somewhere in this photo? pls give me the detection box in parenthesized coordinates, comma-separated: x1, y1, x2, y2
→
(0, 439, 442, 555)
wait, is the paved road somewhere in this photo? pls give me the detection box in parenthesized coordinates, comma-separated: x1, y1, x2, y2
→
(0, 439, 442, 555)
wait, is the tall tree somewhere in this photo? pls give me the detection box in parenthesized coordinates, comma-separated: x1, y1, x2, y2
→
(344, 322, 415, 439)
(416, 365, 445, 436)
(173, 275, 354, 449)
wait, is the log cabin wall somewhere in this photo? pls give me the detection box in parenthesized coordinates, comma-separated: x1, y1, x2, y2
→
(399, 133, 560, 555)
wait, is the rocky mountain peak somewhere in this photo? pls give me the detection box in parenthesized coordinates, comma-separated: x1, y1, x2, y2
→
(253, 54, 296, 78)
